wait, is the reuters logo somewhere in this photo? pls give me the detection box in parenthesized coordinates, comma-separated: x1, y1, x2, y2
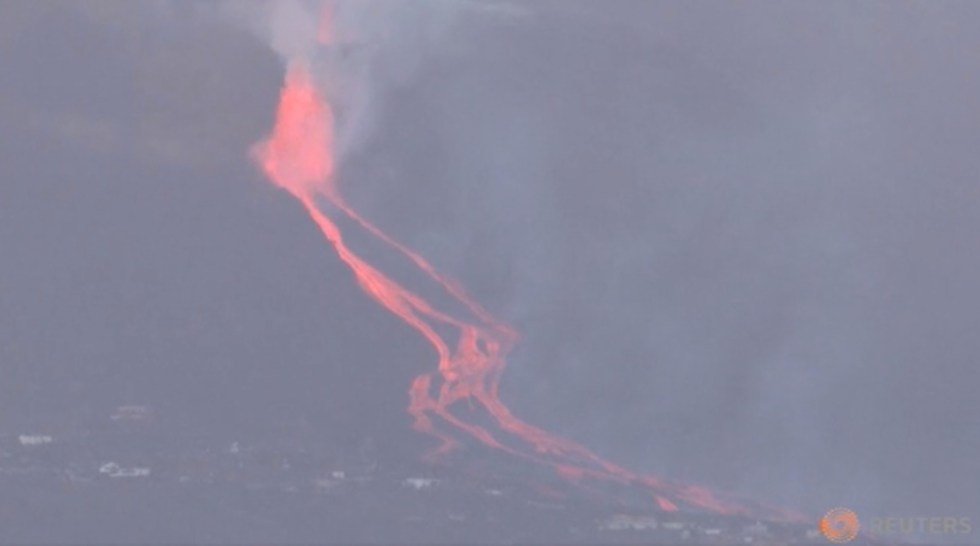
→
(820, 507, 860, 543)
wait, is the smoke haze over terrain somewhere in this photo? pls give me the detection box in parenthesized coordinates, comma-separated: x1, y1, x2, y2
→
(1, 0, 977, 530)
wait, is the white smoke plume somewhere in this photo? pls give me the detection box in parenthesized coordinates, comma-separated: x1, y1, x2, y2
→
(225, 0, 525, 163)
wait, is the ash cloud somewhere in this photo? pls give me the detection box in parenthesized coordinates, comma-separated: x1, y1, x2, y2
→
(227, 0, 488, 165)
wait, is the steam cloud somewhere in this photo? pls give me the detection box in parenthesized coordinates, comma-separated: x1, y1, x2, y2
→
(230, 0, 480, 164)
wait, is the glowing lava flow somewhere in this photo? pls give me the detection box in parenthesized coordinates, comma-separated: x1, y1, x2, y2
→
(252, 60, 799, 521)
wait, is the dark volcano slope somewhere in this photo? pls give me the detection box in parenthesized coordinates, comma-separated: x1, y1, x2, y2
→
(0, 127, 435, 462)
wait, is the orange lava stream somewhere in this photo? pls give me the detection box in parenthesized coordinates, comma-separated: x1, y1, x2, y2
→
(252, 59, 801, 521)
